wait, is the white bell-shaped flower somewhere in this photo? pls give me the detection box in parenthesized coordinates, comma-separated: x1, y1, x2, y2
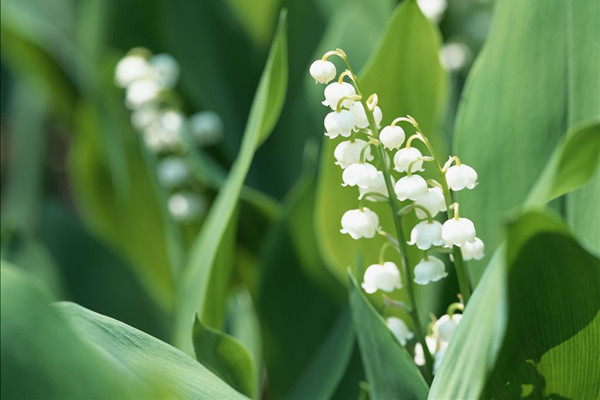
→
(324, 110, 355, 139)
(334, 139, 373, 169)
(393, 147, 425, 173)
(413, 256, 448, 285)
(414, 335, 437, 366)
(446, 164, 478, 191)
(157, 157, 190, 189)
(342, 163, 379, 188)
(386, 317, 414, 346)
(408, 221, 444, 250)
(310, 60, 336, 84)
(433, 314, 462, 343)
(349, 102, 383, 130)
(115, 54, 151, 88)
(380, 125, 406, 150)
(168, 192, 207, 223)
(414, 187, 447, 219)
(189, 111, 224, 146)
(394, 174, 428, 201)
(359, 171, 391, 201)
(340, 208, 379, 239)
(362, 262, 402, 294)
(461, 237, 485, 260)
(149, 53, 180, 88)
(126, 78, 161, 109)
(441, 217, 476, 247)
(433, 347, 446, 373)
(322, 82, 356, 110)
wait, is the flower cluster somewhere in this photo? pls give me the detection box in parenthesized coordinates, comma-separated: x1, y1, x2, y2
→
(115, 48, 224, 223)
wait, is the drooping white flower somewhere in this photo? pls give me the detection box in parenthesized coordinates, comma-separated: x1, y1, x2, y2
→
(414, 187, 447, 219)
(125, 78, 162, 109)
(149, 53, 180, 88)
(310, 59, 337, 83)
(380, 125, 406, 150)
(362, 262, 403, 294)
(413, 256, 448, 285)
(433, 314, 462, 343)
(394, 174, 428, 201)
(408, 221, 444, 250)
(115, 54, 152, 88)
(334, 139, 373, 169)
(386, 317, 414, 346)
(441, 217, 476, 247)
(393, 147, 425, 173)
(168, 192, 207, 223)
(359, 171, 391, 201)
(324, 110, 355, 138)
(189, 111, 224, 146)
(417, 0, 447, 23)
(414, 335, 437, 366)
(446, 164, 478, 191)
(157, 157, 190, 189)
(349, 102, 383, 130)
(461, 237, 485, 260)
(340, 208, 379, 239)
(322, 82, 356, 110)
(342, 163, 379, 188)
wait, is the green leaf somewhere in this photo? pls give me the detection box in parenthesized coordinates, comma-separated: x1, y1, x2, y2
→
(173, 11, 288, 353)
(348, 271, 429, 400)
(315, 0, 447, 283)
(453, 0, 600, 282)
(57, 302, 248, 399)
(192, 317, 256, 398)
(526, 121, 600, 206)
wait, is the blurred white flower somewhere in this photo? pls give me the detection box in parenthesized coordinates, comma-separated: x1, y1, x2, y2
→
(115, 54, 151, 88)
(441, 217, 476, 247)
(322, 82, 356, 110)
(408, 221, 444, 250)
(394, 174, 428, 201)
(461, 237, 485, 260)
(334, 139, 373, 169)
(126, 78, 162, 109)
(340, 208, 380, 239)
(380, 125, 406, 150)
(440, 42, 472, 72)
(168, 192, 207, 223)
(414, 187, 447, 219)
(393, 147, 424, 173)
(157, 157, 190, 189)
(142, 110, 186, 153)
(386, 317, 414, 345)
(342, 163, 379, 188)
(446, 164, 478, 191)
(149, 53, 180, 88)
(362, 262, 403, 294)
(414, 335, 437, 366)
(417, 0, 447, 23)
(131, 105, 159, 131)
(413, 256, 448, 285)
(189, 111, 224, 146)
(324, 110, 355, 138)
(310, 59, 337, 83)
(433, 314, 462, 343)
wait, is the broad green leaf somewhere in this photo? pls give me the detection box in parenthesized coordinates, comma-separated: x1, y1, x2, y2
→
(428, 210, 579, 399)
(173, 12, 288, 353)
(315, 0, 447, 283)
(348, 271, 429, 400)
(57, 302, 248, 399)
(483, 217, 600, 398)
(193, 317, 256, 398)
(526, 121, 600, 206)
(1, 263, 134, 399)
(225, 0, 280, 48)
(453, 0, 600, 282)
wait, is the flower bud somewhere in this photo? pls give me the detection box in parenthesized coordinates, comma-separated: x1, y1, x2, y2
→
(393, 147, 424, 173)
(322, 82, 356, 110)
(408, 221, 444, 250)
(386, 317, 414, 346)
(309, 59, 337, 84)
(394, 174, 428, 201)
(189, 111, 224, 146)
(414, 187, 447, 219)
(446, 164, 478, 191)
(157, 157, 190, 189)
(334, 139, 373, 169)
(460, 237, 485, 260)
(340, 208, 379, 239)
(380, 125, 406, 150)
(413, 256, 448, 285)
(149, 53, 180, 88)
(359, 171, 391, 201)
(441, 217, 476, 247)
(342, 163, 379, 188)
(168, 192, 207, 223)
(324, 110, 355, 138)
(362, 262, 402, 294)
